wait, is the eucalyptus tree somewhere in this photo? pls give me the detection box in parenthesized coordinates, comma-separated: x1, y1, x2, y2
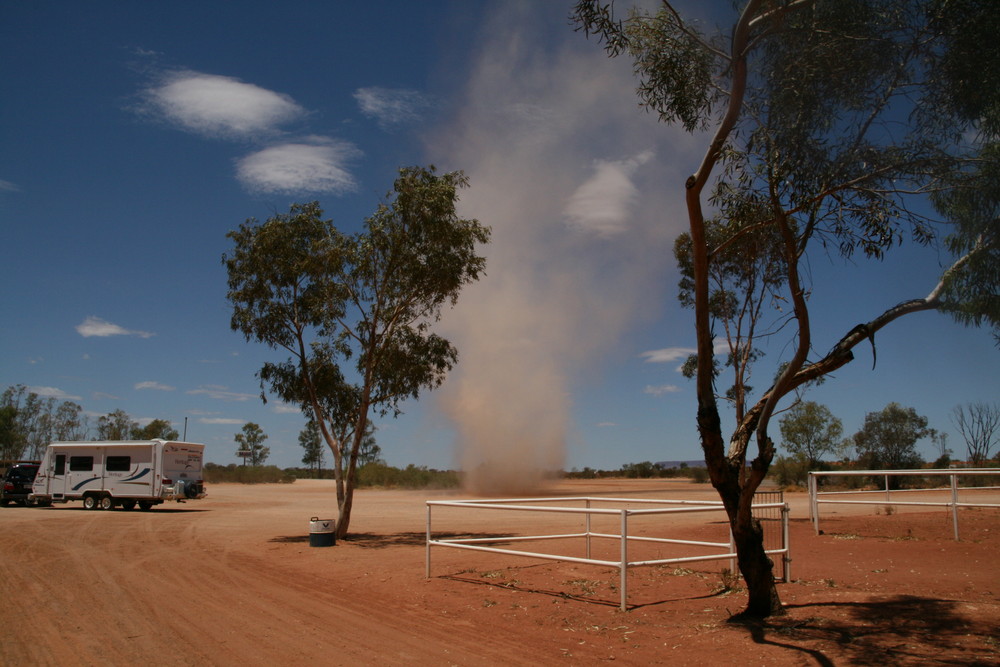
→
(575, 0, 999, 617)
(224, 166, 489, 538)
(951, 401, 1000, 466)
(95, 409, 137, 442)
(131, 419, 180, 441)
(853, 403, 929, 471)
(299, 420, 325, 473)
(778, 401, 843, 468)
(234, 422, 269, 467)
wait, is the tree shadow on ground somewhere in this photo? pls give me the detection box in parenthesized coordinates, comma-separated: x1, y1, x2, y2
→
(268, 531, 510, 548)
(440, 563, 725, 611)
(733, 595, 998, 666)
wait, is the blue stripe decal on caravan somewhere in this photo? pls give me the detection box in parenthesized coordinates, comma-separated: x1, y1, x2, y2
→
(72, 477, 100, 491)
(123, 468, 151, 482)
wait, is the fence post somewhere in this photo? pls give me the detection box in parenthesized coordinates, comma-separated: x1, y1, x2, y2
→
(808, 473, 820, 534)
(425, 503, 432, 578)
(619, 509, 628, 612)
(782, 503, 791, 582)
(951, 472, 960, 541)
(585, 498, 592, 560)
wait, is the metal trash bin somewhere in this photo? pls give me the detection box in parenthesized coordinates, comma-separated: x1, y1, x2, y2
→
(309, 517, 336, 547)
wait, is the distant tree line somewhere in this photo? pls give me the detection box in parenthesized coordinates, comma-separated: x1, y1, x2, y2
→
(1, 384, 179, 463)
(772, 400, 1000, 487)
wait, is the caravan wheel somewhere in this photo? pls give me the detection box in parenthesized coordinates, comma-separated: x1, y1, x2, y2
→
(82, 494, 98, 510)
(98, 495, 115, 511)
(138, 500, 153, 511)
(120, 499, 137, 511)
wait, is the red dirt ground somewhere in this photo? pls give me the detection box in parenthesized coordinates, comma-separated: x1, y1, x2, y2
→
(1, 478, 997, 665)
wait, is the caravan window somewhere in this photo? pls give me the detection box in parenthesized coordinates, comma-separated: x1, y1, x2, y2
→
(69, 456, 94, 472)
(106, 456, 131, 471)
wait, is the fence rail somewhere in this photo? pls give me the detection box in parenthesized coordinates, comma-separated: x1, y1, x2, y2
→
(426, 495, 789, 611)
(808, 468, 1000, 540)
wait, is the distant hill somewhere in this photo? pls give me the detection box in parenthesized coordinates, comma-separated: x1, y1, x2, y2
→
(655, 460, 706, 470)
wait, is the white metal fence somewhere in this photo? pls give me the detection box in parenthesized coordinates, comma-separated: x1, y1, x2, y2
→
(426, 495, 790, 611)
(808, 468, 1000, 540)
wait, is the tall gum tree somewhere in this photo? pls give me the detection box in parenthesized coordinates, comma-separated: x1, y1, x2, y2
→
(574, 0, 1000, 617)
(224, 166, 490, 539)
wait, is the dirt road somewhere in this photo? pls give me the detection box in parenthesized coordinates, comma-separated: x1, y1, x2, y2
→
(1, 479, 997, 665)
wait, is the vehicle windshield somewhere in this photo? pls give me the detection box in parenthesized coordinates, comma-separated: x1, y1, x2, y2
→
(7, 466, 39, 481)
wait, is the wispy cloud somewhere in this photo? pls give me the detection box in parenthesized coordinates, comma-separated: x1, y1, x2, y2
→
(28, 386, 82, 401)
(563, 151, 654, 237)
(135, 381, 175, 391)
(0, 179, 21, 193)
(142, 70, 304, 139)
(641, 340, 728, 365)
(354, 86, 431, 128)
(76, 316, 154, 339)
(640, 347, 695, 364)
(187, 385, 256, 402)
(236, 138, 360, 194)
(644, 384, 681, 397)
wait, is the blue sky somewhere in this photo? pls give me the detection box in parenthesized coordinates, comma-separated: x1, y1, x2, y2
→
(2, 1, 996, 474)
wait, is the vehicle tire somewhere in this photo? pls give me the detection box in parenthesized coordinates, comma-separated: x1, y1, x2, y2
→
(83, 494, 98, 510)
(138, 500, 153, 511)
(121, 499, 137, 511)
(24, 497, 37, 507)
(98, 495, 115, 511)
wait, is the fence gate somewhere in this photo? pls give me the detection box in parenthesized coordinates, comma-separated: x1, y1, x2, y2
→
(753, 490, 787, 581)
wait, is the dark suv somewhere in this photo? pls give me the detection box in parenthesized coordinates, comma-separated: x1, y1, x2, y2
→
(1, 463, 40, 507)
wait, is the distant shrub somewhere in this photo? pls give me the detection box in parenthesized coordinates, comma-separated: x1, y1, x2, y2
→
(355, 463, 461, 489)
(203, 463, 295, 484)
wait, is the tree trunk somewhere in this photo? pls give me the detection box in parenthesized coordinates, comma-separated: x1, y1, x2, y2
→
(731, 506, 782, 618)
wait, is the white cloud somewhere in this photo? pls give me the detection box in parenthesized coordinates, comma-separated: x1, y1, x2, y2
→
(0, 179, 21, 192)
(236, 138, 360, 194)
(640, 347, 696, 364)
(354, 86, 431, 128)
(563, 151, 654, 237)
(28, 386, 82, 401)
(641, 340, 728, 366)
(187, 386, 256, 402)
(272, 402, 301, 414)
(644, 384, 681, 397)
(135, 381, 175, 391)
(143, 71, 304, 139)
(76, 316, 154, 339)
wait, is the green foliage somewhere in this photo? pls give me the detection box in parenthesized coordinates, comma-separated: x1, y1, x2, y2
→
(574, 0, 1000, 618)
(853, 403, 929, 471)
(234, 422, 269, 467)
(203, 463, 295, 484)
(354, 463, 460, 489)
(779, 402, 843, 467)
(299, 420, 325, 471)
(770, 453, 813, 488)
(131, 419, 179, 441)
(2, 385, 90, 459)
(96, 409, 137, 441)
(223, 166, 489, 536)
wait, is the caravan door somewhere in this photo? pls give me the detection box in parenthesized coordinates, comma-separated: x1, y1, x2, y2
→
(65, 450, 102, 497)
(46, 452, 71, 499)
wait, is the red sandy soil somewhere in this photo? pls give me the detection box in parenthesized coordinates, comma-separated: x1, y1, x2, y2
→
(1, 478, 997, 665)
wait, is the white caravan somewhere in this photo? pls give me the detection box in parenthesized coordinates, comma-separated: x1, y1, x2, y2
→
(31, 440, 207, 510)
